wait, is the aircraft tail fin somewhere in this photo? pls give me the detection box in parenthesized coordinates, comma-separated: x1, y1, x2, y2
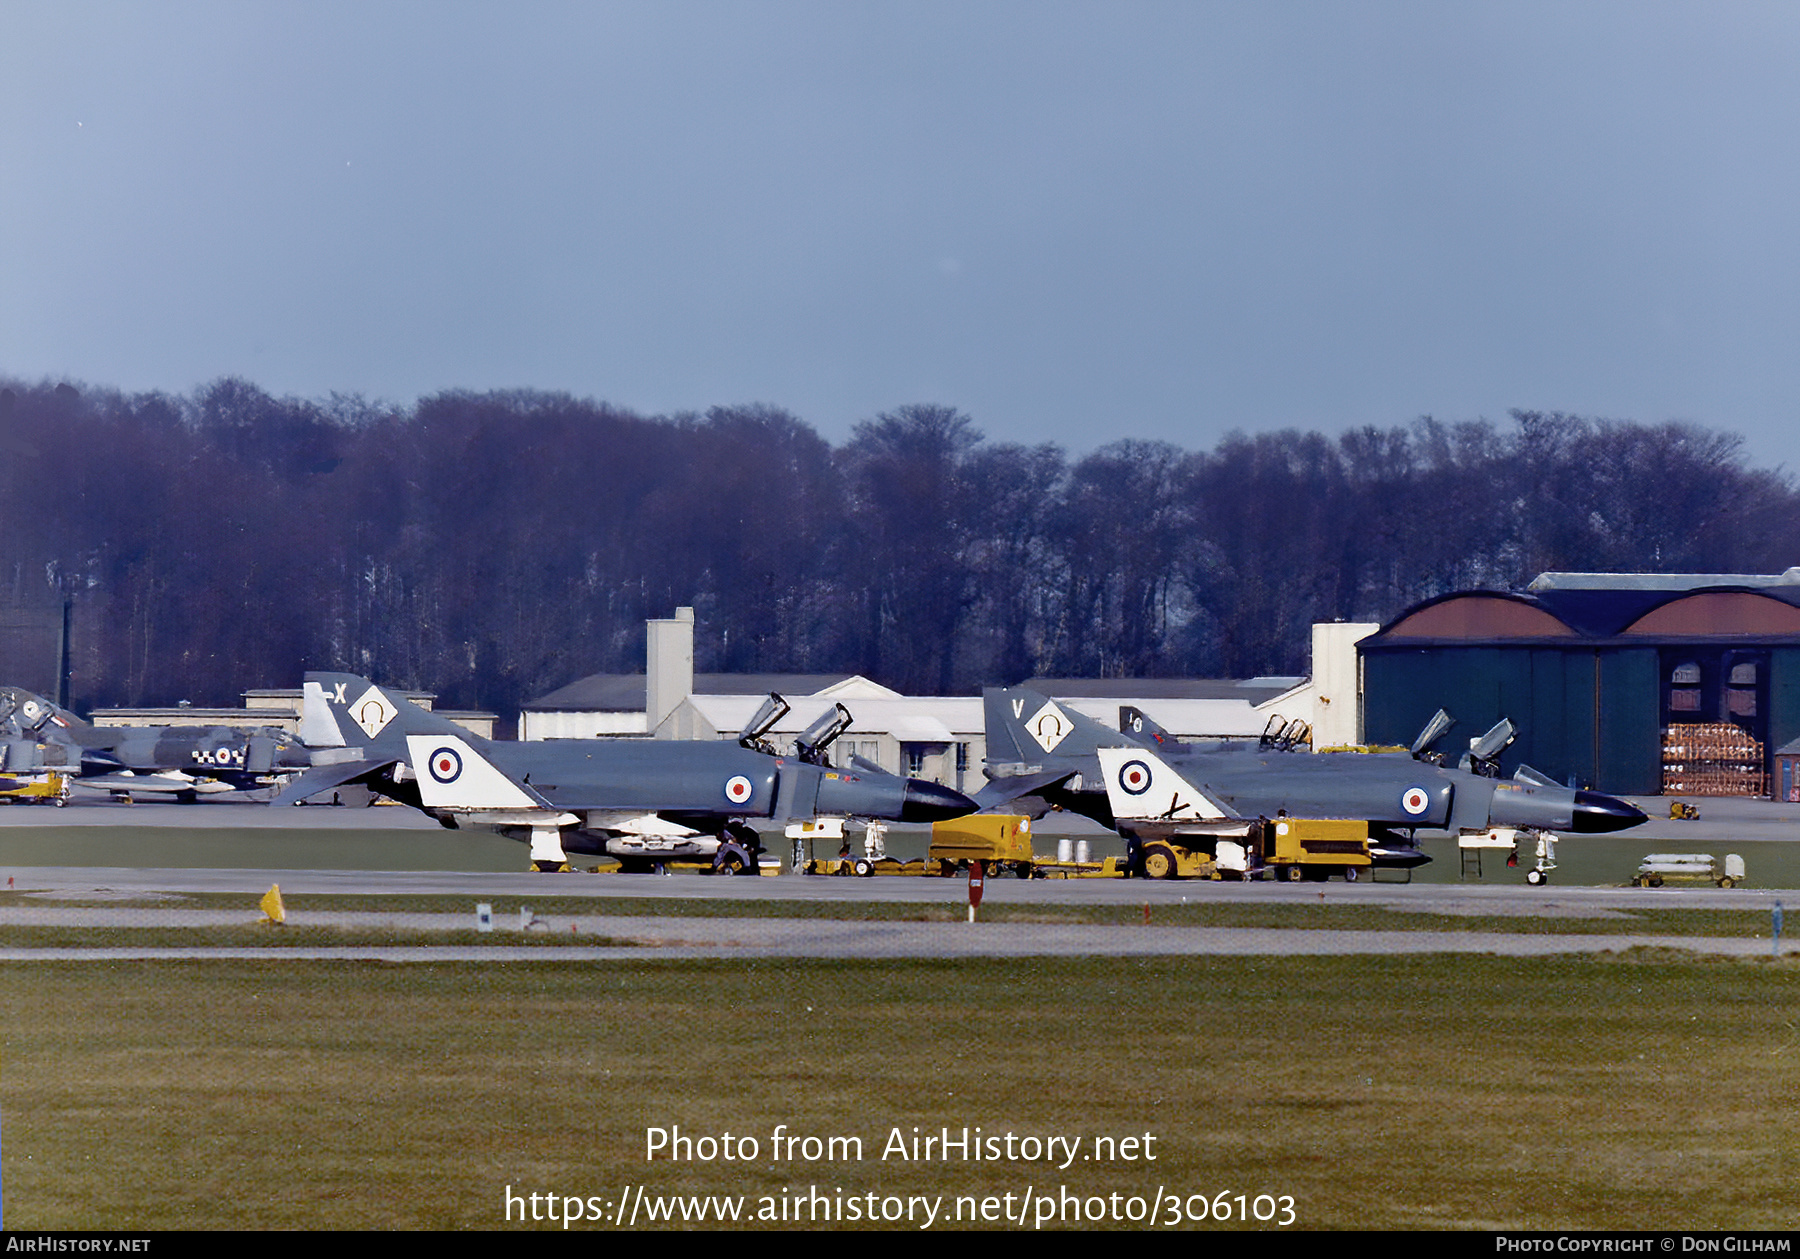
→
(300, 672, 474, 756)
(983, 687, 1141, 770)
(0, 687, 96, 741)
(1118, 704, 1177, 747)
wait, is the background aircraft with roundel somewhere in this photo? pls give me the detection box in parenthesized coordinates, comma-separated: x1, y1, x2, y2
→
(276, 671, 975, 870)
(977, 686, 1646, 873)
(0, 686, 311, 801)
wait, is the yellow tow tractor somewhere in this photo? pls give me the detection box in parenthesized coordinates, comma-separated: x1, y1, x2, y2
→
(0, 771, 69, 807)
(1125, 817, 1377, 882)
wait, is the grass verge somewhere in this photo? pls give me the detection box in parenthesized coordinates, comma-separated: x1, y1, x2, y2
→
(0, 890, 1785, 939)
(2, 954, 1795, 1230)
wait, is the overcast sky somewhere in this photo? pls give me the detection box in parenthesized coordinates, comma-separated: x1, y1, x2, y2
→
(6, 1, 1800, 468)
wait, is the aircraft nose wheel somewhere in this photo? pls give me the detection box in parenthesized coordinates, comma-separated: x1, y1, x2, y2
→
(1525, 868, 1547, 886)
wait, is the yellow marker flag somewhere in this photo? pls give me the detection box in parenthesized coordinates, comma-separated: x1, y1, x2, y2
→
(260, 883, 286, 925)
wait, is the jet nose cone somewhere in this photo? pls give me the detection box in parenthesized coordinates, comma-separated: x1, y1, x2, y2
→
(899, 778, 976, 823)
(1570, 790, 1647, 833)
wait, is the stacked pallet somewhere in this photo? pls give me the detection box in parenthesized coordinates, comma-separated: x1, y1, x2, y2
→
(1662, 723, 1768, 797)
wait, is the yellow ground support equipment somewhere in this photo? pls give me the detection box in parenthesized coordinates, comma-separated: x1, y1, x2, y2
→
(0, 772, 69, 806)
(928, 814, 1035, 876)
(1131, 840, 1223, 880)
(1262, 818, 1374, 882)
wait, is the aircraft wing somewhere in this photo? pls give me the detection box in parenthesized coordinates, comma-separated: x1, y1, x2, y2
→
(972, 767, 1078, 812)
(269, 757, 401, 807)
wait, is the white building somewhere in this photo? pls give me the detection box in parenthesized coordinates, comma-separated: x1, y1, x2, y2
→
(517, 610, 1377, 795)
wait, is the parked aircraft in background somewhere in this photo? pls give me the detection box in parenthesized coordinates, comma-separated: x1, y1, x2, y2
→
(275, 672, 975, 870)
(0, 686, 311, 800)
(978, 686, 1646, 875)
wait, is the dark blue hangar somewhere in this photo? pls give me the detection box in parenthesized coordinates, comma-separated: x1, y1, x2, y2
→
(1359, 570, 1800, 799)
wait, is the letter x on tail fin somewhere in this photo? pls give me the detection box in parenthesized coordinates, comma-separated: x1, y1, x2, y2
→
(274, 672, 477, 807)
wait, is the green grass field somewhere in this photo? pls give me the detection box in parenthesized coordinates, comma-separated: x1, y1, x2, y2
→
(3, 954, 1796, 1230)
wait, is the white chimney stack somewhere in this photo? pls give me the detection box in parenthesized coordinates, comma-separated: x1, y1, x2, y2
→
(646, 606, 695, 733)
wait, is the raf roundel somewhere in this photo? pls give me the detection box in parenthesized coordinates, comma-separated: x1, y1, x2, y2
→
(1401, 786, 1430, 816)
(428, 747, 463, 784)
(724, 775, 754, 807)
(1118, 759, 1153, 796)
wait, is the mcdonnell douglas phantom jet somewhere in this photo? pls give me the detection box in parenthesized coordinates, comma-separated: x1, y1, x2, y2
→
(0, 686, 311, 800)
(275, 672, 975, 870)
(978, 687, 1646, 879)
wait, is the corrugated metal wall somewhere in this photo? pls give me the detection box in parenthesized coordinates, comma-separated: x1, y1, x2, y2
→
(1362, 644, 1662, 795)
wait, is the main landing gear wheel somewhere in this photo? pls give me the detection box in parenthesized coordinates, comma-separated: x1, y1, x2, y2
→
(713, 841, 752, 875)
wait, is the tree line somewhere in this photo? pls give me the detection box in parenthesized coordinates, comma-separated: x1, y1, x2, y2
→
(2, 376, 1795, 723)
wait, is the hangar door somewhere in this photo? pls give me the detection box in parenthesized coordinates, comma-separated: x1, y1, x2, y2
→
(1660, 649, 1769, 796)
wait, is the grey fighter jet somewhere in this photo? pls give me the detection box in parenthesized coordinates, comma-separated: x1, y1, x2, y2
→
(979, 687, 1646, 877)
(275, 672, 976, 870)
(0, 686, 311, 800)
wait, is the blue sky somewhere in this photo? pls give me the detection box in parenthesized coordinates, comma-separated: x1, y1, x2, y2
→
(6, 1, 1800, 469)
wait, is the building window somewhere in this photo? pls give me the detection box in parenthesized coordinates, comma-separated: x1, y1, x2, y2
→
(1727, 661, 1759, 716)
(1669, 662, 1702, 712)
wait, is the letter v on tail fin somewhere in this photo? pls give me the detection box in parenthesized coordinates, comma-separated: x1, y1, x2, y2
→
(984, 687, 1145, 765)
